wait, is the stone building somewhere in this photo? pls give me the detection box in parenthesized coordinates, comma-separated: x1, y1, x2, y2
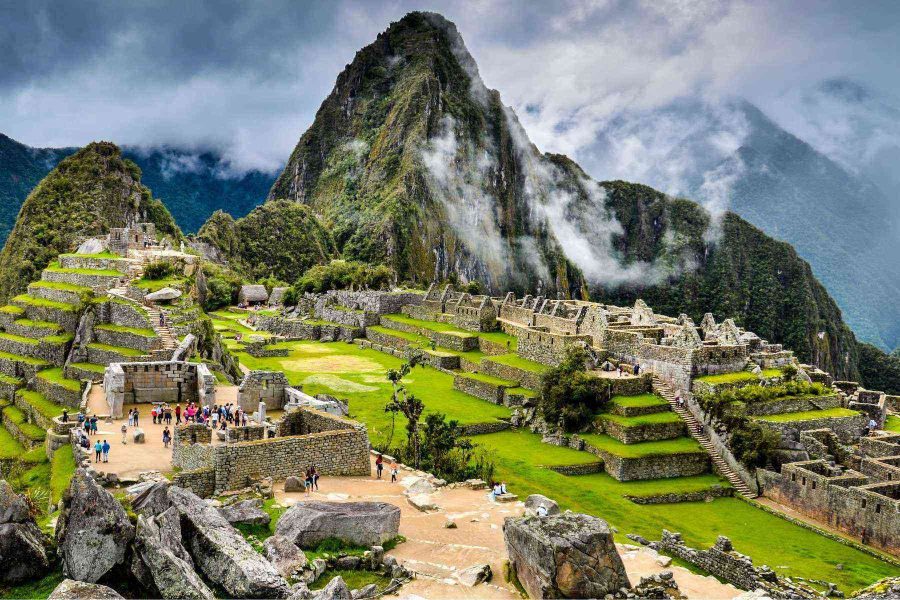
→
(238, 285, 268, 306)
(103, 360, 216, 418)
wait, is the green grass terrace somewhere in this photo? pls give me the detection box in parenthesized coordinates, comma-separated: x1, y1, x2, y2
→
(755, 407, 862, 422)
(611, 394, 670, 409)
(381, 313, 519, 350)
(695, 368, 783, 386)
(581, 433, 702, 458)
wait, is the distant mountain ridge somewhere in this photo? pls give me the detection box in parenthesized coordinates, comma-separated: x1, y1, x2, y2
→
(0, 134, 276, 242)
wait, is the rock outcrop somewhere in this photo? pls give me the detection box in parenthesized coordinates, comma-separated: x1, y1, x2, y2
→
(168, 486, 289, 598)
(56, 470, 135, 583)
(275, 502, 400, 548)
(219, 498, 272, 526)
(264, 535, 309, 580)
(131, 480, 172, 516)
(313, 575, 351, 600)
(0, 480, 49, 584)
(134, 507, 215, 600)
(504, 511, 630, 599)
(48, 579, 124, 599)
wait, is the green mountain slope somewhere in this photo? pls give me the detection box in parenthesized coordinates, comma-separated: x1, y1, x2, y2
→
(0, 135, 274, 243)
(0, 142, 181, 302)
(262, 12, 861, 379)
(197, 200, 335, 282)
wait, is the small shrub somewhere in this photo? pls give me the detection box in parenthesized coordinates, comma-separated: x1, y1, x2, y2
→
(143, 260, 175, 280)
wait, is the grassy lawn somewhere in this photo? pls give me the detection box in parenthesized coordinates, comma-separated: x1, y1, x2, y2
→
(94, 324, 157, 337)
(611, 393, 669, 408)
(12, 294, 77, 311)
(483, 353, 547, 373)
(755, 408, 861, 422)
(210, 309, 251, 320)
(36, 368, 82, 392)
(885, 415, 900, 432)
(87, 342, 146, 357)
(59, 251, 121, 258)
(473, 428, 896, 593)
(0, 332, 39, 345)
(0, 350, 49, 367)
(0, 425, 24, 459)
(581, 433, 702, 458)
(44, 263, 123, 276)
(0, 570, 65, 600)
(598, 411, 682, 427)
(68, 362, 106, 374)
(40, 333, 74, 344)
(0, 305, 24, 316)
(234, 341, 510, 445)
(382, 313, 518, 349)
(134, 275, 187, 292)
(4, 405, 46, 441)
(50, 445, 76, 504)
(695, 370, 759, 385)
(309, 570, 390, 592)
(457, 371, 515, 386)
(29, 280, 93, 293)
(17, 390, 64, 419)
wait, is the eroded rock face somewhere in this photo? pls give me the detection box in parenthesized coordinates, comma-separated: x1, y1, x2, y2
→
(264, 535, 309, 580)
(134, 508, 215, 600)
(0, 480, 49, 584)
(131, 481, 171, 516)
(275, 502, 400, 548)
(503, 512, 630, 599)
(219, 498, 271, 526)
(56, 470, 135, 583)
(168, 486, 289, 598)
(48, 579, 123, 599)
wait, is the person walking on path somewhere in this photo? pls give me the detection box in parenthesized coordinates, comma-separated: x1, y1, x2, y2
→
(102, 439, 110, 463)
(162, 427, 171, 448)
(311, 465, 320, 491)
(375, 453, 384, 479)
(175, 404, 181, 424)
(94, 440, 102, 463)
(121, 424, 127, 444)
(390, 460, 399, 483)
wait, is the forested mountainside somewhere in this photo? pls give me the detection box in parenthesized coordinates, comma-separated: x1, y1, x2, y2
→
(257, 12, 861, 379)
(0, 134, 274, 242)
(0, 142, 181, 303)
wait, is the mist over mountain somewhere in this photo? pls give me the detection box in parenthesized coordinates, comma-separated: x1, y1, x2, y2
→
(0, 134, 275, 242)
(576, 97, 900, 352)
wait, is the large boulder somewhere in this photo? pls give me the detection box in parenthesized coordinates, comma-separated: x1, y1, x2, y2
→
(524, 494, 560, 517)
(134, 507, 215, 600)
(131, 480, 172, 516)
(48, 579, 123, 599)
(276, 502, 400, 548)
(503, 512, 630, 599)
(168, 486, 289, 598)
(284, 476, 304, 492)
(219, 498, 271, 526)
(0, 480, 49, 584)
(56, 470, 135, 583)
(264, 535, 309, 580)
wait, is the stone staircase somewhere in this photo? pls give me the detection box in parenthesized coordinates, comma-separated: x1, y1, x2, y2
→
(652, 374, 756, 498)
(145, 305, 178, 351)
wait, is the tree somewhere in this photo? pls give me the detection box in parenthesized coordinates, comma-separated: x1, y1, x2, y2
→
(421, 413, 470, 476)
(538, 345, 608, 431)
(384, 353, 426, 466)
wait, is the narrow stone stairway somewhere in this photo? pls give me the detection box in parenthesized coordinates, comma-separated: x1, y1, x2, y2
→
(651, 374, 757, 498)
(146, 305, 178, 350)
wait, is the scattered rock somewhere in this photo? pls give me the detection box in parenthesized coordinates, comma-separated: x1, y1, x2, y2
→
(368, 545, 384, 568)
(134, 508, 215, 600)
(504, 512, 630, 600)
(56, 470, 135, 583)
(626, 533, 650, 546)
(495, 493, 518, 503)
(456, 563, 492, 587)
(284, 476, 304, 492)
(48, 579, 123, 599)
(168, 486, 289, 598)
(524, 494, 560, 517)
(351, 583, 378, 599)
(219, 499, 271, 526)
(0, 480, 49, 584)
(403, 476, 435, 495)
(264, 535, 309, 580)
(656, 555, 673, 568)
(309, 558, 327, 582)
(407, 493, 439, 512)
(314, 575, 352, 600)
(132, 428, 145, 443)
(463, 479, 487, 490)
(287, 581, 313, 600)
(335, 556, 362, 570)
(443, 519, 457, 529)
(276, 501, 400, 548)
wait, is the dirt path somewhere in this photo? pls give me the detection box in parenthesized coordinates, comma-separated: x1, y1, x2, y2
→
(275, 458, 741, 599)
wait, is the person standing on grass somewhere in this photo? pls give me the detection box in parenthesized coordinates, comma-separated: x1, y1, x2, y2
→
(102, 439, 110, 463)
(94, 440, 102, 463)
(375, 453, 384, 479)
(121, 424, 127, 444)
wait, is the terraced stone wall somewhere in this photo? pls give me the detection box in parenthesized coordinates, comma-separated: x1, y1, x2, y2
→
(318, 305, 377, 328)
(325, 290, 423, 314)
(20, 304, 80, 331)
(453, 374, 507, 404)
(597, 418, 685, 444)
(107, 300, 151, 329)
(93, 328, 160, 352)
(757, 413, 866, 444)
(637, 344, 693, 392)
(256, 316, 320, 339)
(742, 394, 842, 417)
(459, 421, 511, 435)
(59, 256, 129, 271)
(34, 376, 81, 407)
(585, 444, 709, 481)
(479, 359, 542, 390)
(41, 270, 121, 291)
(517, 330, 591, 366)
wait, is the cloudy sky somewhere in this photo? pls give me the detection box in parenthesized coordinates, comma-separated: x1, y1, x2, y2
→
(2, 0, 899, 182)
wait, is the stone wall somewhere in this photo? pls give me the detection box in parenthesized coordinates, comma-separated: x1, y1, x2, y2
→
(597, 417, 685, 444)
(34, 375, 82, 407)
(93, 327, 160, 352)
(452, 373, 507, 404)
(655, 532, 820, 598)
(517, 330, 591, 366)
(18, 303, 80, 332)
(172, 467, 216, 498)
(583, 441, 709, 481)
(0, 335, 68, 366)
(478, 359, 542, 390)
(625, 486, 732, 505)
(757, 412, 867, 444)
(761, 460, 900, 557)
(324, 290, 422, 314)
(458, 420, 511, 435)
(41, 269, 122, 291)
(103, 361, 215, 418)
(106, 299, 151, 329)
(237, 370, 289, 413)
(58, 255, 130, 271)
(432, 331, 479, 352)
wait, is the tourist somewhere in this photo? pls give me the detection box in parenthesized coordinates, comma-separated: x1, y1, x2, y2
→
(211, 408, 219, 429)
(121, 423, 127, 444)
(133, 409, 139, 426)
(175, 404, 182, 424)
(220, 417, 227, 431)
(490, 482, 501, 501)
(61, 409, 68, 423)
(500, 481, 508, 495)
(94, 440, 102, 462)
(90, 415, 99, 435)
(617, 364, 623, 377)
(241, 413, 248, 427)
(164, 407, 172, 425)
(162, 427, 171, 448)
(375, 453, 384, 479)
(390, 460, 399, 483)
(304, 467, 313, 494)
(866, 418, 878, 435)
(633, 362, 640, 375)
(536, 504, 548, 517)
(311, 465, 319, 491)
(77, 412, 85, 427)
(101, 439, 110, 462)
(127, 409, 134, 427)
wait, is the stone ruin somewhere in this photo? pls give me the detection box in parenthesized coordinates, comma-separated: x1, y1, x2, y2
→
(103, 360, 216, 419)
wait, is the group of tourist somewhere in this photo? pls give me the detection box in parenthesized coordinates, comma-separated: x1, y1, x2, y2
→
(599, 360, 641, 376)
(374, 453, 400, 483)
(70, 417, 112, 463)
(489, 481, 509, 501)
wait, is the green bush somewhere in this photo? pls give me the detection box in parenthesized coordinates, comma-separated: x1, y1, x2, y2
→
(204, 276, 237, 312)
(143, 260, 175, 280)
(539, 346, 608, 431)
(287, 260, 394, 299)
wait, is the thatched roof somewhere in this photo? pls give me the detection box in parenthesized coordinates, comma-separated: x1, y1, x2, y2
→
(239, 284, 268, 303)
